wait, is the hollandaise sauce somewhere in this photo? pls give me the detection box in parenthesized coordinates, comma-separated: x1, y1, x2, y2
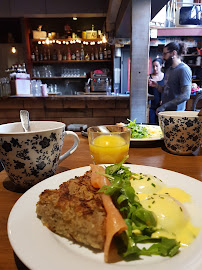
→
(130, 173, 200, 247)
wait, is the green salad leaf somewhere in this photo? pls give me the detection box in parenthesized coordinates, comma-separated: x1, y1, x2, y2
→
(105, 155, 129, 175)
(99, 157, 180, 261)
(126, 119, 150, 138)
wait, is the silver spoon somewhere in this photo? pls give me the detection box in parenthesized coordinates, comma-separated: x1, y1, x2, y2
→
(20, 110, 30, 132)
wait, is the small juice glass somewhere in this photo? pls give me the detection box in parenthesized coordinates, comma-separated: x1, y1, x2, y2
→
(87, 125, 131, 164)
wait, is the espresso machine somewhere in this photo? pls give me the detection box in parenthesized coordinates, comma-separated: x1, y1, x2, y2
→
(90, 70, 112, 93)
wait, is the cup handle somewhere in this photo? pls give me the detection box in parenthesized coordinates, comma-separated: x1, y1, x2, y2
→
(58, 131, 79, 164)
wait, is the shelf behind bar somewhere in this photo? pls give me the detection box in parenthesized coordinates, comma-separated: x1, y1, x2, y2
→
(31, 60, 112, 63)
(31, 76, 87, 79)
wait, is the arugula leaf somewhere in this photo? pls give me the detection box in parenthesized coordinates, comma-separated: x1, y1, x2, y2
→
(105, 155, 129, 175)
(117, 186, 137, 205)
(116, 230, 180, 260)
(98, 177, 123, 195)
(114, 233, 142, 260)
(143, 238, 180, 257)
(132, 208, 157, 227)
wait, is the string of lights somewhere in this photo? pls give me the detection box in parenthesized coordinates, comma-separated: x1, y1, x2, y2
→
(36, 36, 107, 46)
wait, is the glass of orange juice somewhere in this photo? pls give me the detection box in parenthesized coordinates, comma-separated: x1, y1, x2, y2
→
(87, 125, 131, 164)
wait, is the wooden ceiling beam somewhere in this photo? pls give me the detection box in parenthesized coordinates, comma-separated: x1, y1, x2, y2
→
(108, 0, 170, 38)
(106, 0, 122, 33)
(114, 0, 130, 36)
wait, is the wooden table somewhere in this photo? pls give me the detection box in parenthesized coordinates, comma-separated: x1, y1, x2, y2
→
(0, 134, 201, 270)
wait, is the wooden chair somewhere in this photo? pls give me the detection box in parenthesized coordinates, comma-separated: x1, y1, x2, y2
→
(192, 93, 202, 111)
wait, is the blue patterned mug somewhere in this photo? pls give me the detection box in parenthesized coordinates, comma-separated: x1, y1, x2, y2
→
(158, 111, 202, 155)
(0, 121, 79, 189)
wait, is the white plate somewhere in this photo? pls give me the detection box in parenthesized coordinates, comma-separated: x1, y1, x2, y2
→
(7, 165, 202, 270)
(130, 125, 163, 142)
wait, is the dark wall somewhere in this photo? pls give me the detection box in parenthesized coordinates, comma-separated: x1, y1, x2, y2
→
(0, 0, 109, 17)
(0, 17, 106, 43)
(29, 17, 106, 36)
(0, 18, 22, 43)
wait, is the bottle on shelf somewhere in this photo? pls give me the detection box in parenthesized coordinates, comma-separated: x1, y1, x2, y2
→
(67, 49, 71, 60)
(76, 49, 80, 60)
(72, 52, 76, 60)
(14, 64, 18, 73)
(52, 49, 57, 61)
(35, 46, 39, 61)
(57, 50, 62, 61)
(85, 53, 90, 61)
(22, 63, 27, 73)
(17, 64, 22, 73)
(62, 51, 67, 60)
(91, 48, 94, 60)
(99, 46, 103, 60)
(43, 48, 47, 61)
(95, 47, 99, 60)
(107, 46, 112, 59)
(39, 50, 43, 61)
(80, 44, 85, 60)
(31, 50, 35, 61)
(47, 48, 51, 60)
(104, 45, 107, 59)
(97, 30, 101, 39)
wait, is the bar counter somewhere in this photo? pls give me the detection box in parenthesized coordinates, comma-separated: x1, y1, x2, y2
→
(0, 93, 199, 127)
(0, 94, 130, 126)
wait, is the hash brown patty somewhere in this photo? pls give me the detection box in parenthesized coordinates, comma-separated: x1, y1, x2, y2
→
(36, 170, 106, 250)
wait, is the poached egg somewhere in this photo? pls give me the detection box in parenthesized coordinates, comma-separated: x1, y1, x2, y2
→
(130, 173, 200, 246)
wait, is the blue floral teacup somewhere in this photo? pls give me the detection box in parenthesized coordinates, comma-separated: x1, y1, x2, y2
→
(158, 111, 202, 155)
(0, 121, 79, 190)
